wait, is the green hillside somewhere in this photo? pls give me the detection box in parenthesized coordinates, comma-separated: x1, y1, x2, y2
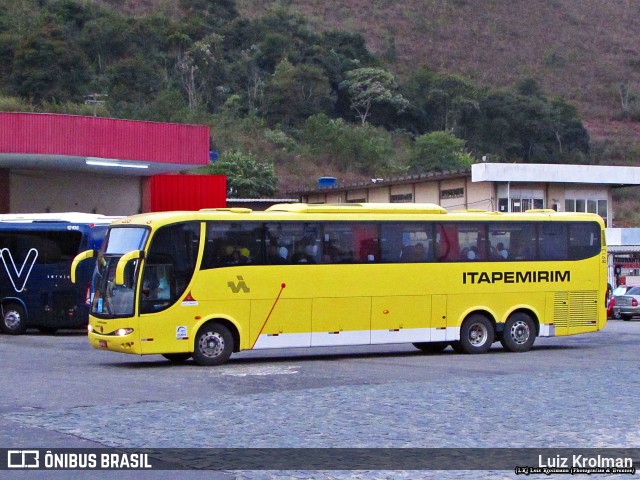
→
(1, 0, 639, 221)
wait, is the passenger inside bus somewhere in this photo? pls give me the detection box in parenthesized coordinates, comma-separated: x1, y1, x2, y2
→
(224, 248, 248, 265)
(267, 244, 287, 264)
(292, 243, 315, 263)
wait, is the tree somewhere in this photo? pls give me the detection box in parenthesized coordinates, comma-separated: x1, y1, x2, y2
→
(205, 150, 277, 198)
(172, 33, 224, 112)
(408, 131, 474, 173)
(471, 91, 590, 163)
(340, 67, 409, 125)
(301, 113, 397, 174)
(11, 21, 91, 103)
(401, 68, 479, 134)
(264, 58, 332, 126)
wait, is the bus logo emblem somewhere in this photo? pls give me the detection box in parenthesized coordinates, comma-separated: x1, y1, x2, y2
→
(228, 276, 250, 293)
(0, 248, 38, 293)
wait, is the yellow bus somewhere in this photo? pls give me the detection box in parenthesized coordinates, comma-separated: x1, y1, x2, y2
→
(71, 203, 607, 366)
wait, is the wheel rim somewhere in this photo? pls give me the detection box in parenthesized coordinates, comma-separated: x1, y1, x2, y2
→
(468, 322, 488, 347)
(198, 331, 225, 359)
(4, 310, 21, 330)
(509, 319, 530, 345)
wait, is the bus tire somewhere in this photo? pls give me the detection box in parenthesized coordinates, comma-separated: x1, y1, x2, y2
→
(500, 313, 536, 352)
(193, 323, 233, 366)
(1, 303, 27, 335)
(413, 342, 448, 354)
(162, 353, 192, 363)
(458, 314, 494, 354)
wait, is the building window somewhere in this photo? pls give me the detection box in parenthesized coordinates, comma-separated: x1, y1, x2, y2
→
(441, 188, 464, 199)
(498, 196, 544, 212)
(565, 199, 575, 212)
(347, 198, 366, 203)
(565, 197, 608, 224)
(390, 193, 413, 203)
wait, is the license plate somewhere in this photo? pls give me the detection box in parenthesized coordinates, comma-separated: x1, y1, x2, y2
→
(99, 340, 108, 349)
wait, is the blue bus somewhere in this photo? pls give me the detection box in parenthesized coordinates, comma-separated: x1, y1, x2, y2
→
(0, 213, 119, 334)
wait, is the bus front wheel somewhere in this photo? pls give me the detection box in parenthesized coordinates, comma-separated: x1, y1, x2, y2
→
(193, 323, 233, 366)
(500, 313, 536, 352)
(457, 314, 494, 354)
(1, 303, 27, 335)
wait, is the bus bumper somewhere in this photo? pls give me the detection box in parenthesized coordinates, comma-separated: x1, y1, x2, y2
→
(88, 321, 141, 354)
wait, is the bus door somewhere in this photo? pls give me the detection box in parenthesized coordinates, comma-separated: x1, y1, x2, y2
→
(137, 222, 200, 354)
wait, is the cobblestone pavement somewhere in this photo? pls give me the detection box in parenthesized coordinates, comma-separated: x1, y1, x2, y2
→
(1, 321, 639, 479)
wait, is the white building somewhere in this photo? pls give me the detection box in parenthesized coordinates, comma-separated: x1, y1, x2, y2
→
(296, 163, 640, 229)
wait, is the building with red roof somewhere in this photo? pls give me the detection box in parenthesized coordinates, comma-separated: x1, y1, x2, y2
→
(0, 112, 226, 214)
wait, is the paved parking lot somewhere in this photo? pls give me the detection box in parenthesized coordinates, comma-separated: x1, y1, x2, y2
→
(1, 319, 639, 479)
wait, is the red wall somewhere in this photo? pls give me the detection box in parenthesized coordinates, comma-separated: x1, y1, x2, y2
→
(149, 175, 226, 212)
(0, 113, 209, 166)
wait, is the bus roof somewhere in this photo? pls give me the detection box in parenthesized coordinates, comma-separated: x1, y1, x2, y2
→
(266, 203, 447, 214)
(0, 212, 122, 224)
(107, 204, 606, 227)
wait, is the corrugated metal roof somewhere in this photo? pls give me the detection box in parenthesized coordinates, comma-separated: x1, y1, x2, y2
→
(0, 112, 209, 166)
(289, 169, 471, 195)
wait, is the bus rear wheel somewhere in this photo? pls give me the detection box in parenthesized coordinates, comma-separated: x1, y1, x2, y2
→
(457, 314, 494, 354)
(1, 303, 27, 335)
(193, 323, 233, 366)
(413, 341, 448, 354)
(500, 313, 536, 352)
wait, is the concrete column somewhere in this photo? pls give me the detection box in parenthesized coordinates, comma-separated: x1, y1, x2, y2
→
(0, 169, 10, 213)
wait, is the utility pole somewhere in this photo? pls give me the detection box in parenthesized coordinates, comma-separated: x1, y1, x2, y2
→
(84, 93, 108, 116)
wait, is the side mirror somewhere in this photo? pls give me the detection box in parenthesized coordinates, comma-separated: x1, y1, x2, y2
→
(115, 250, 144, 286)
(70, 250, 95, 284)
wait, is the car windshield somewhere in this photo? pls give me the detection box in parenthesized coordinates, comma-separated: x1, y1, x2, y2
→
(625, 287, 640, 296)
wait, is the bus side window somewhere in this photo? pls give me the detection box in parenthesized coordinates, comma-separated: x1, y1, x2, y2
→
(568, 223, 600, 260)
(435, 224, 458, 262)
(265, 223, 290, 264)
(539, 223, 568, 260)
(456, 223, 485, 261)
(202, 222, 262, 268)
(380, 222, 431, 263)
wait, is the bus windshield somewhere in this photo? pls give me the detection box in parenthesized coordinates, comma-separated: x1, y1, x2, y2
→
(104, 227, 149, 254)
(91, 227, 149, 317)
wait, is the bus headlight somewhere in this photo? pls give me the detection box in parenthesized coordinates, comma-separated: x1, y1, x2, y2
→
(115, 328, 134, 336)
(87, 324, 93, 333)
